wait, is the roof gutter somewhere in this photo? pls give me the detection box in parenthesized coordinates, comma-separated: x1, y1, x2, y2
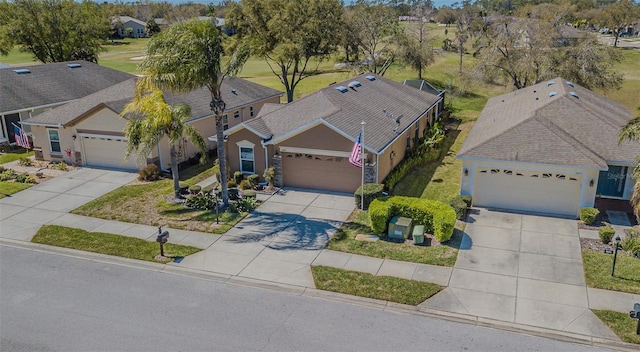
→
(0, 100, 77, 116)
(19, 121, 64, 128)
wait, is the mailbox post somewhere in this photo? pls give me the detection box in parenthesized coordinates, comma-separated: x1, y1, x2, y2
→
(156, 226, 169, 258)
(630, 303, 640, 335)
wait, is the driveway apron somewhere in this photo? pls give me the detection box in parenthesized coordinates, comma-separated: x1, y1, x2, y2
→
(420, 208, 619, 340)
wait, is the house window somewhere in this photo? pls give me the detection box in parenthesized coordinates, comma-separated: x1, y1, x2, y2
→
(222, 114, 229, 130)
(250, 106, 254, 117)
(234, 111, 240, 119)
(48, 129, 61, 153)
(240, 147, 254, 173)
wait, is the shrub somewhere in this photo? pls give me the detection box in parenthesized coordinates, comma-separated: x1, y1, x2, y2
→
(51, 161, 68, 171)
(354, 183, 385, 210)
(228, 188, 240, 200)
(622, 228, 640, 256)
(580, 207, 600, 225)
(449, 195, 468, 220)
(0, 169, 16, 181)
(202, 185, 214, 195)
(14, 173, 29, 183)
(459, 195, 472, 208)
(247, 174, 260, 187)
(138, 164, 161, 181)
(233, 197, 257, 212)
(185, 193, 216, 210)
(0, 166, 5, 173)
(178, 182, 189, 194)
(18, 157, 32, 166)
(263, 167, 276, 188)
(189, 185, 202, 195)
(227, 179, 237, 188)
(242, 189, 257, 199)
(599, 226, 615, 244)
(24, 175, 36, 183)
(368, 196, 456, 242)
(233, 171, 244, 184)
(239, 179, 252, 190)
(383, 147, 441, 191)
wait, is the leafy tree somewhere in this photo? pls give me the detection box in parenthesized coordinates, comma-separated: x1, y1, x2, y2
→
(397, 0, 435, 79)
(0, 0, 14, 56)
(227, 0, 344, 102)
(2, 0, 109, 63)
(122, 83, 207, 198)
(435, 6, 456, 27)
(618, 106, 640, 221)
(137, 18, 249, 206)
(146, 19, 161, 36)
(598, 0, 639, 47)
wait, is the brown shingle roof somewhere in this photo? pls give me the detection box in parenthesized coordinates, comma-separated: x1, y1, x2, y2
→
(458, 77, 638, 168)
(245, 73, 442, 153)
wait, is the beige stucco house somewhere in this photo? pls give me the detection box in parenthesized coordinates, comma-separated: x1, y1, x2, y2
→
(223, 73, 444, 193)
(458, 78, 638, 218)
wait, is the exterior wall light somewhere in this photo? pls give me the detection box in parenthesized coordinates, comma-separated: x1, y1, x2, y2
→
(464, 168, 469, 177)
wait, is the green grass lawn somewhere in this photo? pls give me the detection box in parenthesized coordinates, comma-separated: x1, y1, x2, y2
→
(311, 265, 442, 305)
(0, 181, 32, 199)
(0, 149, 34, 164)
(582, 250, 640, 294)
(32, 225, 201, 263)
(593, 310, 640, 345)
(327, 210, 460, 266)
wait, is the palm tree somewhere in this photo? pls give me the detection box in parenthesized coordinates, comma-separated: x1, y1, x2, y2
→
(619, 106, 640, 221)
(137, 18, 249, 206)
(122, 84, 207, 198)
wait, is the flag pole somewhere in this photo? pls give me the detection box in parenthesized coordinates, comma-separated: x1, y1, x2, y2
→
(360, 120, 365, 210)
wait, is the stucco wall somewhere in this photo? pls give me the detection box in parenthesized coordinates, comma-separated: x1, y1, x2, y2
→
(225, 128, 266, 177)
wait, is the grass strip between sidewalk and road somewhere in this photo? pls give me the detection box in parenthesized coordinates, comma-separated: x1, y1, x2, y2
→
(311, 265, 442, 306)
(593, 310, 640, 345)
(582, 251, 640, 294)
(32, 225, 201, 263)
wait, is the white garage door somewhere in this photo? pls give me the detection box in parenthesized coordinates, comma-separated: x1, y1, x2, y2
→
(82, 136, 139, 170)
(473, 167, 582, 217)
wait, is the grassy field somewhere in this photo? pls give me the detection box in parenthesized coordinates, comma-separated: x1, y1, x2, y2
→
(582, 250, 640, 294)
(311, 265, 442, 305)
(32, 225, 201, 263)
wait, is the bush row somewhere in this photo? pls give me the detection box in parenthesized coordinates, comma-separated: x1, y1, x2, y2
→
(383, 147, 440, 191)
(449, 194, 472, 220)
(354, 183, 385, 210)
(368, 196, 456, 242)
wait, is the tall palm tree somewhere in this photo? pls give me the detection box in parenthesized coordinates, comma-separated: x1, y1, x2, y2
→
(619, 106, 640, 221)
(122, 84, 207, 198)
(137, 18, 249, 206)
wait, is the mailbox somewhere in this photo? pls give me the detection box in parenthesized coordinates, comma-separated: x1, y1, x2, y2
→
(157, 231, 169, 243)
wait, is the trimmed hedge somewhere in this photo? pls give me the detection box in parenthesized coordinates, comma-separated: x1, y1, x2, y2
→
(580, 207, 599, 225)
(202, 185, 214, 195)
(449, 196, 467, 220)
(354, 183, 385, 210)
(599, 226, 615, 244)
(369, 196, 456, 242)
(189, 185, 201, 194)
(247, 174, 260, 187)
(233, 171, 244, 184)
(242, 189, 257, 199)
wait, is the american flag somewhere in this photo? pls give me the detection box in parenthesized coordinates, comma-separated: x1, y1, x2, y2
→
(13, 124, 31, 149)
(349, 131, 362, 168)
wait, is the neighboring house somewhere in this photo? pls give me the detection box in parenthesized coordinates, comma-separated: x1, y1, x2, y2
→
(457, 78, 638, 218)
(21, 77, 282, 170)
(0, 61, 134, 146)
(114, 16, 148, 38)
(224, 74, 444, 193)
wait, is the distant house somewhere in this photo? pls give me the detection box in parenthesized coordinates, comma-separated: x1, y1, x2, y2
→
(0, 61, 133, 146)
(22, 77, 282, 170)
(458, 78, 638, 218)
(224, 74, 444, 193)
(113, 16, 148, 38)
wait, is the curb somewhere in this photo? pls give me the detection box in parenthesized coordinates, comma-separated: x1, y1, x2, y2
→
(1, 238, 638, 351)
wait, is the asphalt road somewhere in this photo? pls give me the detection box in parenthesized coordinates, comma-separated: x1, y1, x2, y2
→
(0, 245, 612, 352)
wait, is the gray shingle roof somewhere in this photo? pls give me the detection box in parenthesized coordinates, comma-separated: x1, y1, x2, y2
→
(245, 73, 442, 153)
(458, 77, 638, 168)
(23, 77, 282, 127)
(0, 61, 134, 114)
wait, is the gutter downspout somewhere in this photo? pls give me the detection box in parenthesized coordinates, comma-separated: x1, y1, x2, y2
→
(157, 144, 170, 173)
(261, 140, 269, 170)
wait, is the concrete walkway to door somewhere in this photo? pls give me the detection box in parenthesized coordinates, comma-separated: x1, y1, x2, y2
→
(420, 208, 637, 341)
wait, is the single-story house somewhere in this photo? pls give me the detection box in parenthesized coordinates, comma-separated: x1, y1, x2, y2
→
(113, 16, 148, 38)
(223, 73, 444, 193)
(22, 77, 282, 170)
(458, 77, 638, 218)
(0, 61, 134, 146)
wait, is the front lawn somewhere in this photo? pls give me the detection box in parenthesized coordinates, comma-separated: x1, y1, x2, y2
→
(32, 225, 201, 263)
(582, 250, 640, 294)
(0, 181, 32, 199)
(311, 265, 442, 305)
(593, 310, 640, 345)
(0, 149, 34, 164)
(72, 162, 249, 234)
(327, 210, 460, 266)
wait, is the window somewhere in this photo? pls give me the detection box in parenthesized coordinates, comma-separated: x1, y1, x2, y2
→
(48, 129, 61, 153)
(222, 114, 229, 130)
(233, 111, 240, 119)
(240, 147, 254, 173)
(250, 106, 254, 117)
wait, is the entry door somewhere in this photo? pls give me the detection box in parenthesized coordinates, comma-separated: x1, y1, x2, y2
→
(597, 166, 626, 198)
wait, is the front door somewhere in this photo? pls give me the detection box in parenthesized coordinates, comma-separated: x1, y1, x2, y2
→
(597, 166, 627, 198)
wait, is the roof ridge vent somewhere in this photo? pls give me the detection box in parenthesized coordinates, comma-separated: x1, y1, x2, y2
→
(335, 86, 348, 93)
(547, 80, 555, 86)
(348, 81, 361, 88)
(365, 75, 376, 81)
(570, 91, 579, 99)
(549, 91, 557, 97)
(566, 81, 574, 87)
(13, 69, 31, 74)
(67, 63, 82, 68)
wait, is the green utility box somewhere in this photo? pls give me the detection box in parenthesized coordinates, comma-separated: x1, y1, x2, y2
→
(412, 225, 425, 245)
(388, 216, 413, 240)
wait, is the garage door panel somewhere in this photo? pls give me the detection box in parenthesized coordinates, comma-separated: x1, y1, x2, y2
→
(282, 153, 360, 193)
(473, 168, 581, 217)
(82, 137, 139, 170)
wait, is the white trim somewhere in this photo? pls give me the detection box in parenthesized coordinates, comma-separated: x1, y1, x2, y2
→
(457, 155, 606, 171)
(78, 133, 127, 141)
(47, 128, 61, 154)
(236, 139, 255, 148)
(279, 146, 368, 159)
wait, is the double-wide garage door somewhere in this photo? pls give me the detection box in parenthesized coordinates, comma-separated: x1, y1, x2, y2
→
(282, 152, 361, 193)
(473, 167, 582, 217)
(82, 136, 139, 170)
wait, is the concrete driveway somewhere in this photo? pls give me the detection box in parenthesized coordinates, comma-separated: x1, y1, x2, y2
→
(176, 189, 355, 287)
(421, 208, 619, 340)
(0, 168, 137, 241)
